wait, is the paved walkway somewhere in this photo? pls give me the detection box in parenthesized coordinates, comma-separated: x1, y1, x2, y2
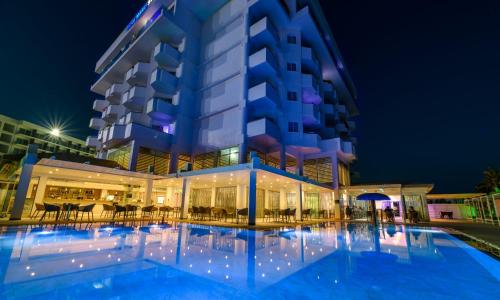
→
(426, 219, 500, 248)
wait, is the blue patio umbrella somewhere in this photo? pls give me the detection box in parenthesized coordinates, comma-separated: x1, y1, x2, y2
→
(356, 193, 391, 225)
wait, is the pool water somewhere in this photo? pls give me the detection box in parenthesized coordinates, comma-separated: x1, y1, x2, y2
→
(0, 223, 498, 299)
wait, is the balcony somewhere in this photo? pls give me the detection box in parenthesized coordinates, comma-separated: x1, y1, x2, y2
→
(106, 124, 127, 146)
(146, 98, 177, 122)
(341, 141, 355, 155)
(86, 136, 101, 148)
(321, 127, 336, 139)
(247, 118, 280, 148)
(335, 104, 347, 116)
(302, 103, 320, 126)
(126, 62, 152, 86)
(249, 48, 279, 79)
(150, 68, 178, 97)
(249, 17, 279, 50)
(124, 123, 172, 150)
(323, 82, 337, 104)
(248, 81, 279, 114)
(102, 105, 127, 122)
(89, 118, 105, 130)
(92, 99, 109, 112)
(301, 74, 321, 104)
(335, 123, 348, 133)
(123, 86, 147, 111)
(105, 83, 127, 104)
(124, 112, 151, 127)
(92, 6, 184, 95)
(154, 42, 180, 68)
(301, 47, 320, 75)
(321, 104, 334, 115)
(347, 121, 356, 131)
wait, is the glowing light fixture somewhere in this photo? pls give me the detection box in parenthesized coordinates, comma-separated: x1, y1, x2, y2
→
(50, 128, 61, 137)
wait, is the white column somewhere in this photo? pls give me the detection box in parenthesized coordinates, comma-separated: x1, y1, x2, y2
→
(144, 178, 153, 206)
(279, 188, 287, 209)
(166, 186, 173, 206)
(180, 178, 191, 219)
(236, 184, 246, 209)
(264, 189, 270, 209)
(210, 187, 216, 207)
(34, 175, 48, 205)
(295, 183, 303, 221)
(10, 164, 34, 220)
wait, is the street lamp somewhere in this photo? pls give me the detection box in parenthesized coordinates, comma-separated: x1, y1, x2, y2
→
(50, 128, 61, 137)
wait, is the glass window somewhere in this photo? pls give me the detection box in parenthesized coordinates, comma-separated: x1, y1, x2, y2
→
(288, 122, 298, 132)
(107, 145, 132, 169)
(287, 63, 297, 71)
(136, 147, 170, 175)
(287, 91, 297, 101)
(287, 35, 296, 44)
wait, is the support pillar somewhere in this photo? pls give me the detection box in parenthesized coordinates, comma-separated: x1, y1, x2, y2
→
(33, 175, 48, 205)
(280, 144, 286, 171)
(296, 183, 303, 221)
(10, 165, 34, 220)
(248, 170, 257, 225)
(279, 188, 287, 209)
(168, 152, 179, 174)
(180, 178, 191, 219)
(144, 178, 153, 206)
(210, 187, 217, 207)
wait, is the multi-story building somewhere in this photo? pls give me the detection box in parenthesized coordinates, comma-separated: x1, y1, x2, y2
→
(0, 113, 95, 158)
(87, 0, 357, 190)
(10, 0, 359, 223)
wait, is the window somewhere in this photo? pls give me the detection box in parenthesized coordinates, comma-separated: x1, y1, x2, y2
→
(107, 145, 132, 169)
(0, 133, 12, 143)
(287, 35, 296, 44)
(288, 122, 299, 132)
(287, 63, 297, 71)
(287, 91, 297, 101)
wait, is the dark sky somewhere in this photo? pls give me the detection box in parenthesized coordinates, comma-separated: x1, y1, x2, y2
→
(1, 1, 499, 193)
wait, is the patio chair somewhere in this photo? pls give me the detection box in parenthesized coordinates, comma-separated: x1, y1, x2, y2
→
(236, 208, 248, 224)
(225, 208, 236, 222)
(264, 209, 273, 222)
(279, 208, 290, 223)
(200, 207, 211, 220)
(302, 209, 312, 220)
(101, 203, 115, 218)
(141, 205, 156, 221)
(125, 204, 139, 220)
(318, 209, 327, 219)
(31, 203, 45, 219)
(77, 204, 95, 222)
(159, 206, 174, 218)
(190, 206, 199, 220)
(113, 204, 127, 220)
(39, 203, 62, 222)
(288, 208, 297, 223)
(211, 207, 225, 221)
(61, 203, 79, 221)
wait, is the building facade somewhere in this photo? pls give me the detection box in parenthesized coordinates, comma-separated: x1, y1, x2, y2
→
(0, 113, 95, 158)
(87, 0, 358, 191)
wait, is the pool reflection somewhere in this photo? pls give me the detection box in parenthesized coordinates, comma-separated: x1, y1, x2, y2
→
(0, 223, 464, 299)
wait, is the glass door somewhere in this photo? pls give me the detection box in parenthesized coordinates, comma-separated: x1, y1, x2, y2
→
(304, 192, 320, 218)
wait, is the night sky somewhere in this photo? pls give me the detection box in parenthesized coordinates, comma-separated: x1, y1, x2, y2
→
(1, 1, 499, 193)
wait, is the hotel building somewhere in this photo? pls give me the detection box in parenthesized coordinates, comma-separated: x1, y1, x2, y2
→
(11, 0, 361, 223)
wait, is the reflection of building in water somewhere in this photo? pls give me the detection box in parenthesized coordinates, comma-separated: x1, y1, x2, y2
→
(0, 223, 443, 298)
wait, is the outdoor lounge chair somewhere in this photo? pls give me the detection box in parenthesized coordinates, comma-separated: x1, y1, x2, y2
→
(39, 203, 62, 222)
(61, 203, 79, 221)
(77, 204, 95, 222)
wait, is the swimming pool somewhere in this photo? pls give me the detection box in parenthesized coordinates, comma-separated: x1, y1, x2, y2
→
(0, 223, 498, 299)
